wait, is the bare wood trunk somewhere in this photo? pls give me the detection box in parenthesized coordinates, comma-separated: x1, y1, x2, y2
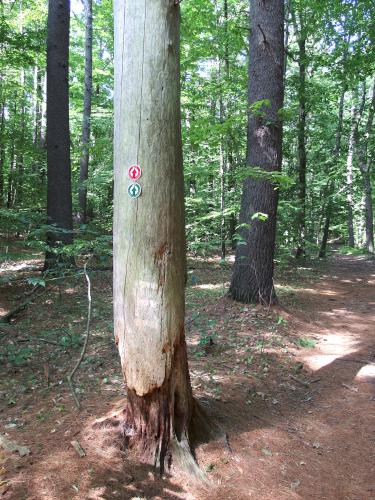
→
(229, 0, 284, 304)
(78, 0, 93, 224)
(113, 0, 195, 473)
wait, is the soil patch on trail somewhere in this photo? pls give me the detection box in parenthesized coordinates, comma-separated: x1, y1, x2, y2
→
(0, 252, 374, 499)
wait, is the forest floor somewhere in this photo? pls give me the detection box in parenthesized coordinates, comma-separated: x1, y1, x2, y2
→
(0, 242, 375, 499)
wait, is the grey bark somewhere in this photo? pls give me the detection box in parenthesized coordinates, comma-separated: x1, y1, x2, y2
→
(359, 78, 375, 253)
(229, 0, 284, 304)
(346, 89, 359, 248)
(0, 103, 4, 206)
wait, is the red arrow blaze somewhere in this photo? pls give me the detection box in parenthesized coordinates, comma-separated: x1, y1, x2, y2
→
(127, 164, 142, 181)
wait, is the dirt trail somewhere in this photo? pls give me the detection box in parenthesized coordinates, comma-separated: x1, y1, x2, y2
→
(203, 254, 375, 499)
(1, 254, 375, 499)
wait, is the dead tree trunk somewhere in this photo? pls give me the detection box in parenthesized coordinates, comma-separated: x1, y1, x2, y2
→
(229, 0, 284, 304)
(78, 0, 93, 224)
(113, 0, 196, 473)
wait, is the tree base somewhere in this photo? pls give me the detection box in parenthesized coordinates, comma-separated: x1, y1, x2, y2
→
(120, 394, 221, 481)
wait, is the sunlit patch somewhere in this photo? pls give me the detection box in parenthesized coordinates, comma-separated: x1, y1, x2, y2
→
(304, 332, 358, 370)
(355, 364, 375, 381)
(0, 262, 38, 274)
(306, 354, 340, 370)
(193, 283, 228, 290)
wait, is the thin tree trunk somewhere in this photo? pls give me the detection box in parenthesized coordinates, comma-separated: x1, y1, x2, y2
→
(34, 67, 43, 147)
(113, 0, 197, 473)
(45, 0, 73, 268)
(16, 68, 25, 206)
(78, 0, 93, 224)
(346, 90, 358, 248)
(359, 78, 375, 253)
(319, 69, 347, 257)
(295, 33, 307, 258)
(0, 103, 5, 206)
(229, 0, 284, 304)
(6, 99, 17, 209)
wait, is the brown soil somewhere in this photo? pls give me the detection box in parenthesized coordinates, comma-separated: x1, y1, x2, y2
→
(1, 252, 374, 499)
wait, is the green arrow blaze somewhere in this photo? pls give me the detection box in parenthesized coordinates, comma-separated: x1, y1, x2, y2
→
(128, 182, 142, 199)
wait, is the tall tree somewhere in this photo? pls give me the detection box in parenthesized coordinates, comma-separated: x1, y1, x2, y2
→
(113, 0, 196, 472)
(359, 78, 375, 253)
(346, 88, 359, 248)
(229, 0, 284, 304)
(78, 0, 93, 224)
(292, 6, 307, 258)
(45, 0, 73, 267)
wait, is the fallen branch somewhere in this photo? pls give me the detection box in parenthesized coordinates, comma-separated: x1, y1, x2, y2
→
(67, 262, 92, 409)
(0, 287, 46, 323)
(15, 337, 59, 346)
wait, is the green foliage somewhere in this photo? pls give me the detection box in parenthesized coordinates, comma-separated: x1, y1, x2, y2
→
(295, 338, 316, 349)
(0, 0, 374, 266)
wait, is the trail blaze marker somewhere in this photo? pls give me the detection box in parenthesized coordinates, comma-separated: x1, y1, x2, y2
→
(127, 164, 142, 181)
(128, 182, 142, 199)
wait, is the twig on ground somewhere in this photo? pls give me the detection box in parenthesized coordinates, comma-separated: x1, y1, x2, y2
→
(67, 261, 92, 409)
(290, 374, 310, 388)
(0, 287, 47, 323)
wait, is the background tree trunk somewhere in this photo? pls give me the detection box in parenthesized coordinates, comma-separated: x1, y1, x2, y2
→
(318, 66, 347, 258)
(45, 0, 73, 267)
(0, 103, 5, 206)
(113, 0, 194, 473)
(78, 0, 93, 225)
(229, 0, 284, 305)
(295, 32, 307, 258)
(346, 90, 358, 248)
(359, 78, 375, 253)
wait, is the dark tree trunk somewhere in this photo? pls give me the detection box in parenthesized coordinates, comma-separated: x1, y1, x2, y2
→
(295, 34, 307, 258)
(229, 0, 284, 305)
(45, 0, 73, 268)
(318, 196, 331, 258)
(78, 0, 93, 225)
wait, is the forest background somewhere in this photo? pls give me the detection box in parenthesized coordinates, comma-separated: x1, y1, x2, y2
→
(1, 0, 374, 265)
